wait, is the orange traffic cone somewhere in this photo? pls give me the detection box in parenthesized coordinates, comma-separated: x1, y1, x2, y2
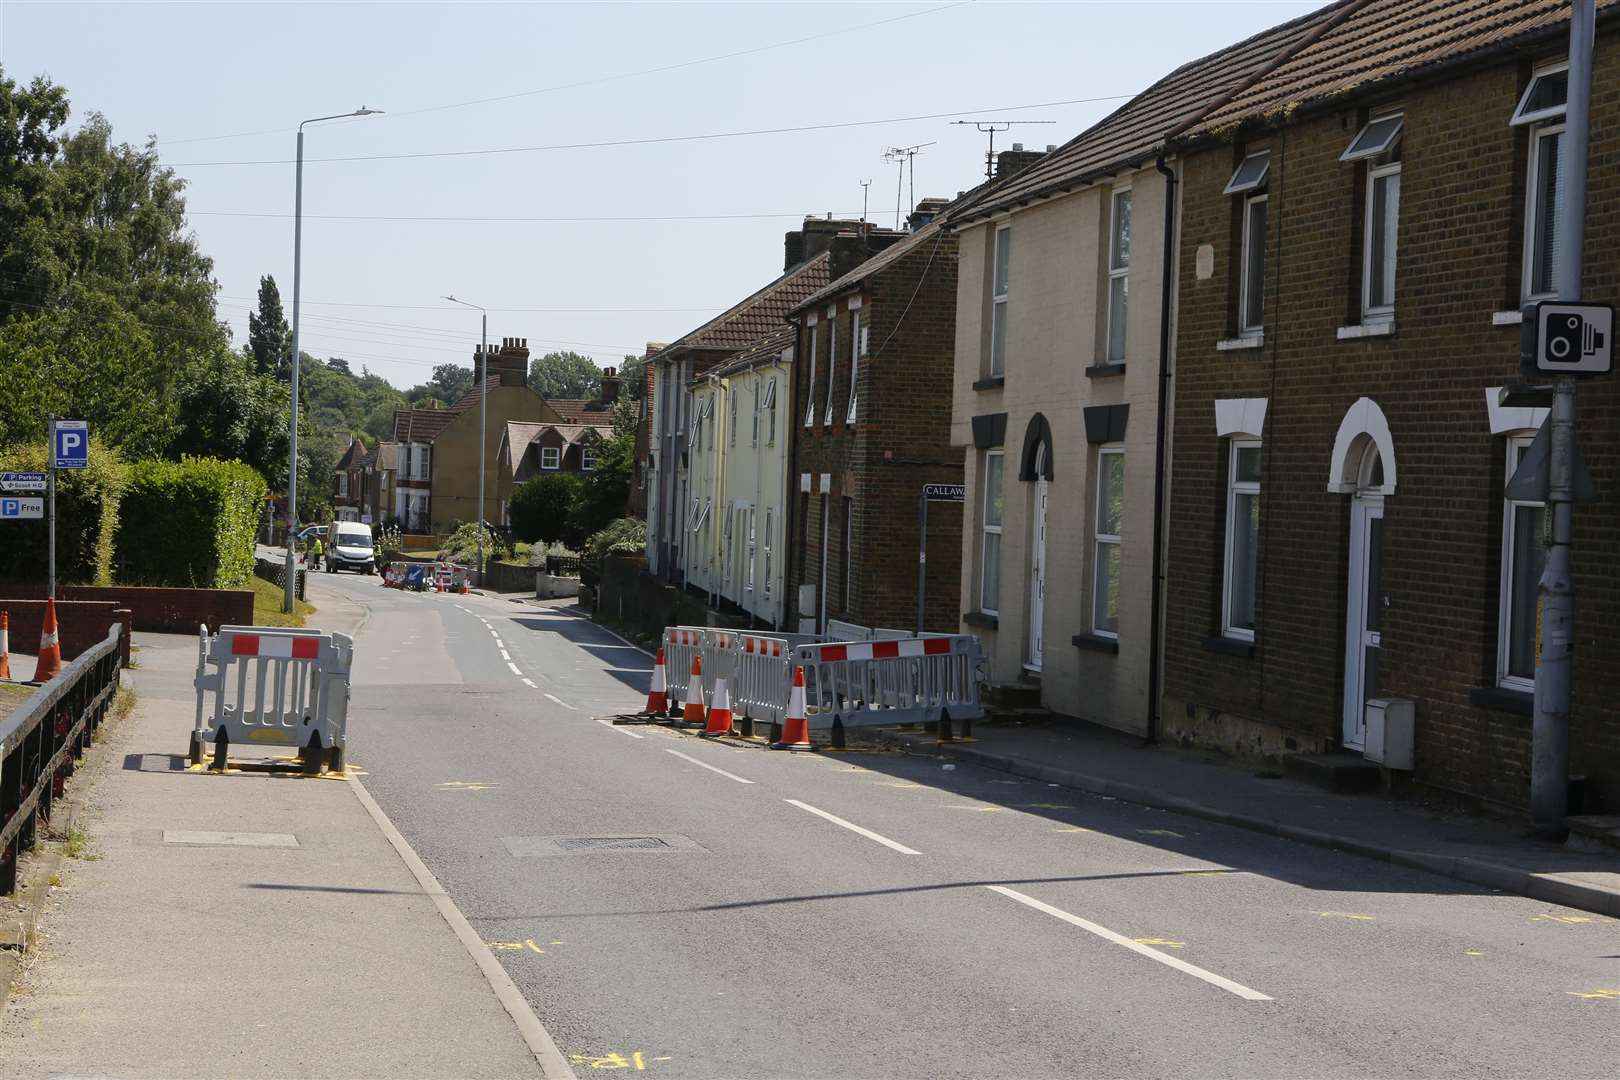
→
(771, 666, 813, 750)
(32, 598, 62, 683)
(643, 649, 668, 716)
(701, 676, 733, 737)
(0, 610, 11, 680)
(680, 655, 706, 726)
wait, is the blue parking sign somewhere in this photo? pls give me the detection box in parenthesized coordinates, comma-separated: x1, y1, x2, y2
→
(53, 420, 88, 469)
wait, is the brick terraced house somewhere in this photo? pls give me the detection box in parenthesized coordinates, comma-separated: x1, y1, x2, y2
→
(1162, 0, 1620, 812)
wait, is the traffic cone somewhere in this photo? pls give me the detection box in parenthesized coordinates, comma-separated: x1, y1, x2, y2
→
(643, 648, 668, 716)
(32, 598, 62, 683)
(0, 611, 11, 680)
(701, 676, 733, 737)
(680, 656, 706, 726)
(771, 666, 813, 750)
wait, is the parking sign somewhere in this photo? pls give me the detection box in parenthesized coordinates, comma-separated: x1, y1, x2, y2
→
(53, 419, 89, 469)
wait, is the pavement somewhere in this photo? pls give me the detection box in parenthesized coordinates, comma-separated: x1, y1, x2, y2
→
(4, 569, 1618, 1078)
(872, 717, 1620, 919)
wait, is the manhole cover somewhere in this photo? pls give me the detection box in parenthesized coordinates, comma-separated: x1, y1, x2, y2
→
(556, 836, 668, 851)
(501, 834, 704, 856)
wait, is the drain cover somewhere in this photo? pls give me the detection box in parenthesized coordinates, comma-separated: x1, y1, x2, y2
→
(556, 836, 668, 851)
(501, 834, 704, 856)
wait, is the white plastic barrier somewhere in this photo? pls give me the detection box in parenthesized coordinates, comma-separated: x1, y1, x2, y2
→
(698, 629, 739, 702)
(730, 633, 794, 731)
(792, 634, 985, 743)
(661, 626, 707, 704)
(190, 624, 355, 772)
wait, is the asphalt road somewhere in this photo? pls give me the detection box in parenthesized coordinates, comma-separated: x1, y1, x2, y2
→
(311, 570, 1619, 1079)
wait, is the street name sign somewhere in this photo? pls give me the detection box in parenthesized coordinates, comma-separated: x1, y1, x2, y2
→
(52, 419, 89, 469)
(923, 483, 966, 502)
(1522, 301, 1612, 376)
(1, 497, 44, 520)
(0, 472, 47, 492)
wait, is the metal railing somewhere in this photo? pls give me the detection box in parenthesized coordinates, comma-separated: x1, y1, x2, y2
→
(1, 622, 122, 897)
(544, 554, 582, 579)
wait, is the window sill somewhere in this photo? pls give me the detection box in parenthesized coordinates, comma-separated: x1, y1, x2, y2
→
(1492, 309, 1524, 326)
(1085, 362, 1127, 379)
(1216, 335, 1263, 352)
(963, 610, 999, 630)
(1336, 321, 1394, 341)
(1071, 632, 1119, 655)
(972, 375, 1006, 392)
(1469, 685, 1533, 715)
(1202, 635, 1256, 658)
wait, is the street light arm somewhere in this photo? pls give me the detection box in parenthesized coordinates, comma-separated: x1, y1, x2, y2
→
(299, 107, 385, 131)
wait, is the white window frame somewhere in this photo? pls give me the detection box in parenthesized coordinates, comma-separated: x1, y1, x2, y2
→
(1522, 120, 1566, 303)
(580, 444, 596, 472)
(1509, 60, 1568, 127)
(990, 225, 1010, 376)
(764, 376, 777, 444)
(763, 507, 774, 600)
(980, 449, 1004, 615)
(846, 309, 863, 424)
(1106, 187, 1131, 364)
(824, 313, 838, 427)
(1340, 113, 1404, 162)
(751, 380, 759, 446)
(803, 323, 819, 428)
(1362, 161, 1401, 322)
(337, 472, 349, 497)
(1223, 151, 1270, 195)
(1222, 439, 1261, 642)
(540, 445, 561, 471)
(746, 507, 757, 592)
(1093, 445, 1124, 639)
(729, 387, 738, 446)
(1498, 434, 1544, 691)
(1239, 193, 1267, 336)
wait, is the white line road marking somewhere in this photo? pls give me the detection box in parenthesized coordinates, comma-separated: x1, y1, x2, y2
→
(785, 799, 921, 855)
(593, 716, 644, 738)
(507, 661, 523, 675)
(521, 678, 538, 688)
(664, 748, 755, 784)
(544, 693, 577, 711)
(500, 650, 512, 661)
(494, 638, 505, 648)
(985, 885, 1272, 1001)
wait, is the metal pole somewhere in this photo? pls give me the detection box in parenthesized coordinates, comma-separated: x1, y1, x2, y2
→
(916, 492, 928, 634)
(1532, 0, 1593, 839)
(47, 415, 55, 600)
(284, 127, 305, 615)
(818, 494, 828, 635)
(478, 310, 487, 587)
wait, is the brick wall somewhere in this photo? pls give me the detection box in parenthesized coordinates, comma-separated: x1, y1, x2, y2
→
(1, 600, 131, 669)
(790, 232, 964, 632)
(1165, 42, 1620, 813)
(0, 585, 252, 634)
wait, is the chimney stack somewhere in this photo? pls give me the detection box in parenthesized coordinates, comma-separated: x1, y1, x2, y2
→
(995, 145, 1049, 180)
(600, 366, 621, 405)
(474, 336, 531, 389)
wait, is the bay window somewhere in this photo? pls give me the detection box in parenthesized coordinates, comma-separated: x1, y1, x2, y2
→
(1093, 446, 1124, 637)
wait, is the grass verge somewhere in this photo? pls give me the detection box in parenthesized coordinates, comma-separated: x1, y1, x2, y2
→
(250, 576, 315, 628)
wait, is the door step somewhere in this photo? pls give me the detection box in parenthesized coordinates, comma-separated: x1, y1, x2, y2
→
(1566, 815, 1620, 854)
(1283, 751, 1382, 794)
(984, 681, 1043, 711)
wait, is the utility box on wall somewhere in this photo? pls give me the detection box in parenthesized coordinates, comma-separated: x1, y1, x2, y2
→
(1364, 698, 1414, 771)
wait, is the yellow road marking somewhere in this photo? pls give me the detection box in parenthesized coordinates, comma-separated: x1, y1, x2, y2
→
(942, 804, 1004, 812)
(1533, 913, 1594, 924)
(569, 1050, 673, 1070)
(436, 780, 498, 791)
(1465, 949, 1486, 956)
(487, 938, 546, 954)
(1021, 802, 1079, 810)
(1053, 826, 1093, 833)
(1133, 937, 1185, 949)
(875, 781, 925, 789)
(1139, 828, 1185, 838)
(1566, 988, 1620, 1000)
(1318, 911, 1376, 921)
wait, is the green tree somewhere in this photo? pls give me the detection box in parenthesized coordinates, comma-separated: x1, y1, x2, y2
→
(617, 353, 647, 401)
(509, 472, 583, 546)
(247, 275, 291, 378)
(529, 350, 601, 400)
(405, 362, 474, 407)
(568, 432, 633, 540)
(172, 343, 290, 485)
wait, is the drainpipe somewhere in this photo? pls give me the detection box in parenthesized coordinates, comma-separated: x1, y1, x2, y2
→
(1146, 151, 1178, 747)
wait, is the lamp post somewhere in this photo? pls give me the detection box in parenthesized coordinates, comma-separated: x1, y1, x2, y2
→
(444, 295, 488, 587)
(284, 106, 384, 614)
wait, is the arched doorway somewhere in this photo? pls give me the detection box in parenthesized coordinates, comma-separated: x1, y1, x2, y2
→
(1028, 443, 1049, 672)
(1329, 398, 1397, 750)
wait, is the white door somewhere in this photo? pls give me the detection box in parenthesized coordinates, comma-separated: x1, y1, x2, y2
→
(1027, 465, 1048, 672)
(1342, 495, 1384, 750)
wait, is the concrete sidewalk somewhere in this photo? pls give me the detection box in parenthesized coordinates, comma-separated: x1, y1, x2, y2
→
(0, 628, 549, 1079)
(878, 716, 1620, 917)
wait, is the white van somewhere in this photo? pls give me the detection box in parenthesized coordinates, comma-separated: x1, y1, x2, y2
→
(326, 521, 376, 574)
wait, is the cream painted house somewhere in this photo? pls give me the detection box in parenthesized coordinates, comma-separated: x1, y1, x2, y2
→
(682, 330, 794, 628)
(947, 40, 1286, 736)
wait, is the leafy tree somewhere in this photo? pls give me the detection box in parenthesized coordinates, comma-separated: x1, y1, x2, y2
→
(247, 275, 291, 378)
(581, 517, 647, 577)
(529, 350, 601, 400)
(326, 357, 352, 377)
(404, 362, 474, 407)
(172, 343, 290, 485)
(612, 394, 639, 437)
(617, 353, 647, 401)
(568, 431, 633, 540)
(509, 472, 583, 545)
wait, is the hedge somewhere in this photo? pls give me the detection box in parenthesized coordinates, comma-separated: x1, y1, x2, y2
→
(0, 438, 126, 585)
(116, 457, 269, 588)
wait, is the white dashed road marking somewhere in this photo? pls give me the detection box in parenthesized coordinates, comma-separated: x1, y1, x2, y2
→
(521, 678, 538, 688)
(985, 886, 1273, 1001)
(663, 748, 755, 785)
(594, 716, 644, 738)
(785, 799, 921, 855)
(544, 693, 577, 711)
(507, 662, 523, 675)
(501, 650, 512, 661)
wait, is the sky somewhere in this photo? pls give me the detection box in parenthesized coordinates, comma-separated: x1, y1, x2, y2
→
(0, 0, 1321, 392)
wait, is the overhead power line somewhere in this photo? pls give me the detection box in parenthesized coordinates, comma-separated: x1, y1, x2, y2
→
(163, 95, 1136, 168)
(190, 209, 866, 224)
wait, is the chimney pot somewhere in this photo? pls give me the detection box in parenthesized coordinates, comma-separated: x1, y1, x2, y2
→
(1012, 142, 1024, 151)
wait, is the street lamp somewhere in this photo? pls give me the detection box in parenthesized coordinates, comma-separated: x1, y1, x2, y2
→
(284, 106, 384, 614)
(443, 294, 488, 587)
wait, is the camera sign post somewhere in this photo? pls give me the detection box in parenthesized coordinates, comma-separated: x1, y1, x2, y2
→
(1523, 301, 1612, 377)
